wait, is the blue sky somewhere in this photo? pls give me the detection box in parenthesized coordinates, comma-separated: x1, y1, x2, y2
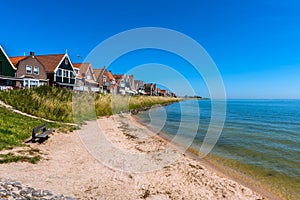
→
(1, 0, 300, 98)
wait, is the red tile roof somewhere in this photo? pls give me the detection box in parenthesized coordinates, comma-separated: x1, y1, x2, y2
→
(35, 54, 65, 72)
(93, 66, 107, 81)
(107, 72, 114, 80)
(9, 56, 27, 67)
(93, 69, 102, 80)
(113, 74, 123, 79)
(72, 63, 91, 78)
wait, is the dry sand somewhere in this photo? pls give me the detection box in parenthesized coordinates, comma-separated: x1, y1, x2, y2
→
(0, 114, 268, 199)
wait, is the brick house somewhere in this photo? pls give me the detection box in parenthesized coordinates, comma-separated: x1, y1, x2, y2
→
(94, 67, 117, 95)
(9, 52, 48, 88)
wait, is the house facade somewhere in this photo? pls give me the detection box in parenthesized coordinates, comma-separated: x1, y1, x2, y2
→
(114, 74, 135, 95)
(144, 83, 157, 96)
(94, 66, 108, 94)
(94, 67, 117, 95)
(9, 52, 48, 88)
(135, 80, 146, 95)
(0, 45, 19, 87)
(73, 62, 99, 92)
(107, 71, 117, 95)
(36, 53, 76, 89)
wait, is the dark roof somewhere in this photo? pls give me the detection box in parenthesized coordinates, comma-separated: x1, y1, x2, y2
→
(35, 54, 65, 72)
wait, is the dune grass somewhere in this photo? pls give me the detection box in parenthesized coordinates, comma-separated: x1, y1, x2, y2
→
(0, 105, 74, 163)
(0, 86, 179, 163)
(0, 86, 72, 122)
(0, 106, 73, 151)
(0, 86, 180, 123)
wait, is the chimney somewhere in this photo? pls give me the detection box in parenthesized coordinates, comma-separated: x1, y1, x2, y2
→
(30, 52, 35, 57)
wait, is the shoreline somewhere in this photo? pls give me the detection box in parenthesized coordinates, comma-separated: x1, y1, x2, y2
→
(130, 114, 281, 200)
(0, 113, 269, 199)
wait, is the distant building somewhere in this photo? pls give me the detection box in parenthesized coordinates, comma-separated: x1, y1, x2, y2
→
(144, 83, 157, 96)
(114, 74, 136, 95)
(135, 80, 146, 95)
(73, 62, 99, 92)
(94, 66, 111, 94)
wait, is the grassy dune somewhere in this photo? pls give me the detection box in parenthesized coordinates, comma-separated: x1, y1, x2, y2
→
(0, 106, 74, 163)
(0, 86, 180, 123)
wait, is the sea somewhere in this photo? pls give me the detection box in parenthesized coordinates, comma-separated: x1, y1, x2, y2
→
(135, 99, 300, 200)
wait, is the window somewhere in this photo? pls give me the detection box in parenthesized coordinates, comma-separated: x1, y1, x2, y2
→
(26, 65, 32, 74)
(34, 66, 39, 75)
(64, 70, 69, 78)
(74, 69, 79, 75)
(24, 79, 29, 87)
(86, 70, 91, 80)
(57, 69, 62, 76)
(70, 71, 74, 78)
(30, 80, 38, 87)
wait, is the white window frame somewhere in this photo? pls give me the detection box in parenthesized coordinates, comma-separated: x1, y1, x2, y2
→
(57, 69, 62, 77)
(26, 65, 32, 74)
(64, 70, 69, 78)
(33, 66, 39, 75)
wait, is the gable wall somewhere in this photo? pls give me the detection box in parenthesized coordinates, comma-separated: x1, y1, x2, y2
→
(0, 48, 15, 76)
(16, 56, 47, 79)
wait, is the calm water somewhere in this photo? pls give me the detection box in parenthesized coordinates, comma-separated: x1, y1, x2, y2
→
(136, 99, 300, 200)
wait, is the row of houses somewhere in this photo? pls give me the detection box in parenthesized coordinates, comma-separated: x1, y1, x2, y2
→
(0, 45, 176, 97)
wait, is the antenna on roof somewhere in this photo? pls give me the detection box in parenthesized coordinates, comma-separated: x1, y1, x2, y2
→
(24, 52, 26, 56)
(65, 49, 68, 54)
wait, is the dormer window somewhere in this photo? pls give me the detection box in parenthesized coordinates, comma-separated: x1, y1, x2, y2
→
(26, 65, 32, 74)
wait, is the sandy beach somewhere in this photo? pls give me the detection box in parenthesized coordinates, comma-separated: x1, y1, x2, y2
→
(0, 114, 268, 199)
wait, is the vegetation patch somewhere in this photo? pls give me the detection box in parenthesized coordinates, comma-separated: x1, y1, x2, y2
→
(0, 86, 180, 123)
(0, 86, 179, 163)
(0, 105, 73, 151)
(0, 152, 41, 164)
